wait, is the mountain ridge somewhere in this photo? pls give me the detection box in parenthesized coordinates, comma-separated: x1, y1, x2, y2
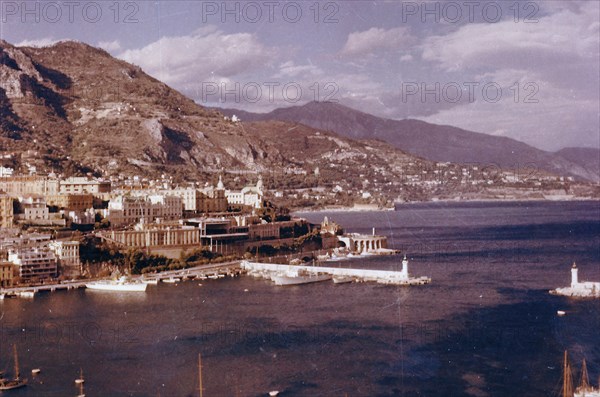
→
(216, 102, 599, 182)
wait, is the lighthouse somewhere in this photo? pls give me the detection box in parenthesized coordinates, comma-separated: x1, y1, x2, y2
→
(400, 255, 409, 279)
(571, 262, 578, 288)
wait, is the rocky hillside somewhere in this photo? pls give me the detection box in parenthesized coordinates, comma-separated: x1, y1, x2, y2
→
(0, 39, 431, 188)
(218, 102, 600, 182)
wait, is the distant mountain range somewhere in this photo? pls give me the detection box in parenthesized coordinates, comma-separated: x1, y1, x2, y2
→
(218, 102, 600, 182)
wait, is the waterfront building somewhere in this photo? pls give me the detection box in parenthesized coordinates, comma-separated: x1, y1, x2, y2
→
(48, 241, 81, 278)
(103, 225, 201, 248)
(337, 233, 389, 254)
(8, 246, 58, 281)
(0, 261, 14, 287)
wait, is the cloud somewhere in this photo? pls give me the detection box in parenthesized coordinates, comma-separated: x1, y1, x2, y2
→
(98, 40, 121, 52)
(118, 27, 271, 87)
(275, 61, 323, 78)
(339, 27, 415, 57)
(421, 2, 599, 72)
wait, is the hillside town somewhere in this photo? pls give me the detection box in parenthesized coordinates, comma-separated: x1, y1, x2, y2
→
(0, 172, 343, 288)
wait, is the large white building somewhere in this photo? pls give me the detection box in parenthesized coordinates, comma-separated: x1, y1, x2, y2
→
(8, 246, 58, 281)
(106, 194, 183, 227)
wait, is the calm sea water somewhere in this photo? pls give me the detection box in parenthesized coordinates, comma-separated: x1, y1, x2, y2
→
(1, 201, 598, 397)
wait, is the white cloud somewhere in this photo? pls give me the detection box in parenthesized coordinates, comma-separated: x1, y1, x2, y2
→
(276, 61, 323, 78)
(118, 27, 271, 87)
(421, 2, 599, 72)
(340, 27, 415, 57)
(98, 40, 121, 52)
(400, 54, 413, 62)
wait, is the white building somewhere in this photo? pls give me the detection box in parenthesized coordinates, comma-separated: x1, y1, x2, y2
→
(8, 247, 58, 281)
(106, 194, 183, 227)
(48, 240, 81, 277)
(226, 176, 264, 209)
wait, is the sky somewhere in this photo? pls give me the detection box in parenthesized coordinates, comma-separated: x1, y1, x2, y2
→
(1, 0, 598, 151)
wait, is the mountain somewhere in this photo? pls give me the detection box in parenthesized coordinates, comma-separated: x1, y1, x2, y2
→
(555, 147, 600, 180)
(0, 39, 433, 197)
(218, 102, 600, 182)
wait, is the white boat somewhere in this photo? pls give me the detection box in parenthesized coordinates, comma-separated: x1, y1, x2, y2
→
(85, 277, 147, 292)
(269, 391, 280, 396)
(332, 276, 354, 284)
(162, 277, 181, 284)
(142, 279, 158, 285)
(17, 291, 36, 298)
(271, 270, 331, 286)
(31, 368, 41, 374)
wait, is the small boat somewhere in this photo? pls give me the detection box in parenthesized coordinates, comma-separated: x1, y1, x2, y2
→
(17, 291, 36, 298)
(31, 368, 41, 374)
(332, 276, 353, 284)
(557, 310, 566, 316)
(75, 368, 85, 384)
(162, 277, 181, 284)
(142, 279, 158, 285)
(77, 377, 85, 397)
(269, 391, 280, 396)
(0, 345, 27, 390)
(208, 275, 219, 280)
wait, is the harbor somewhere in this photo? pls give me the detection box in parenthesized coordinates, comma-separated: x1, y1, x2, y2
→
(242, 255, 431, 286)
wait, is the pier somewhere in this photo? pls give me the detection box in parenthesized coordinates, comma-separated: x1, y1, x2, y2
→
(241, 259, 431, 286)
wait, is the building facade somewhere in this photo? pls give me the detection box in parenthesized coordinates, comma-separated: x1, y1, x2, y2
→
(48, 241, 81, 278)
(8, 247, 58, 281)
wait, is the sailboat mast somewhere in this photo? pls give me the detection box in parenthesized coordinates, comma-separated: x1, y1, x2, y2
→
(13, 345, 19, 380)
(198, 353, 203, 397)
(563, 351, 573, 397)
(581, 358, 590, 390)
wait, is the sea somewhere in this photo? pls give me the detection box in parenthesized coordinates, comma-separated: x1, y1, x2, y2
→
(0, 200, 598, 397)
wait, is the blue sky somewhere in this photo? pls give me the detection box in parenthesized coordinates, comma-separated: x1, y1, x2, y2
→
(1, 0, 598, 151)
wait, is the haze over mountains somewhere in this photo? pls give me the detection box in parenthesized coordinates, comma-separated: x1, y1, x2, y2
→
(218, 102, 600, 182)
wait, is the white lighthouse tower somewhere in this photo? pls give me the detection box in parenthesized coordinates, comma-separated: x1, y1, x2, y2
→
(571, 262, 579, 288)
(400, 255, 409, 280)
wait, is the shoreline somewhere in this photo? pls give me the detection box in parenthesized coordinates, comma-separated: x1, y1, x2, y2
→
(293, 197, 599, 213)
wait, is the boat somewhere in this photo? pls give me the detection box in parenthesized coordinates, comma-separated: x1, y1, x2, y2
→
(76, 373, 85, 397)
(0, 345, 27, 390)
(557, 310, 566, 316)
(142, 278, 158, 285)
(269, 391, 280, 396)
(271, 269, 332, 286)
(75, 368, 85, 384)
(17, 291, 36, 298)
(332, 276, 354, 284)
(31, 368, 41, 374)
(562, 351, 600, 397)
(162, 277, 181, 284)
(86, 276, 147, 292)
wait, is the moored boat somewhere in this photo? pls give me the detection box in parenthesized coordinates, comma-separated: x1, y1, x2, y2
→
(271, 270, 331, 286)
(85, 277, 147, 292)
(0, 345, 27, 390)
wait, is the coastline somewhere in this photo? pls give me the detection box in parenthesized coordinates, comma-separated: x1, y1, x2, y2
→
(293, 197, 599, 213)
